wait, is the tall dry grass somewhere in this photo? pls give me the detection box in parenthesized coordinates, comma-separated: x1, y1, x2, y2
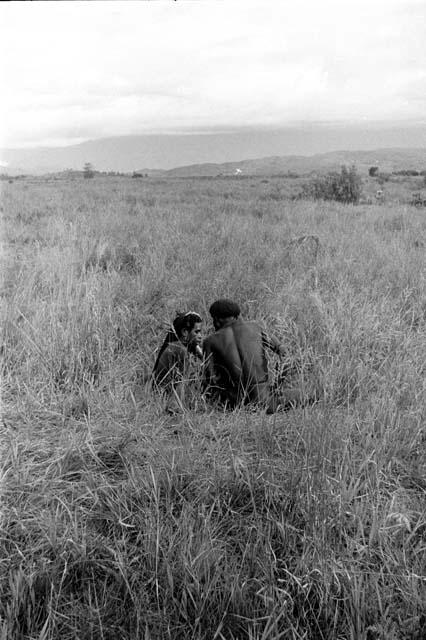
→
(1, 176, 426, 639)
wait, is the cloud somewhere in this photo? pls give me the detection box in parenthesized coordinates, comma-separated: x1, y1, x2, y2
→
(1, 0, 425, 147)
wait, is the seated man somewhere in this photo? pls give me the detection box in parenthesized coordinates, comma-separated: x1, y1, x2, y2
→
(152, 311, 203, 412)
(202, 299, 307, 412)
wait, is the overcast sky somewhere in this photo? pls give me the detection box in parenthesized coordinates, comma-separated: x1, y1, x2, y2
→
(1, 0, 425, 149)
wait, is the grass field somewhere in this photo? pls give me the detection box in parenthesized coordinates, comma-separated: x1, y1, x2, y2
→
(1, 174, 426, 639)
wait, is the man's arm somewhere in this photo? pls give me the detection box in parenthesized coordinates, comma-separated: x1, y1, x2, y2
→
(153, 345, 186, 388)
(261, 329, 286, 357)
(261, 328, 295, 385)
(201, 339, 216, 391)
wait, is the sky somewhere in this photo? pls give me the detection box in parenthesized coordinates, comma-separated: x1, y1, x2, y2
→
(1, 0, 425, 150)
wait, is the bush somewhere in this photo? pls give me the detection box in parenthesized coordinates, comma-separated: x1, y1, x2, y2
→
(369, 166, 379, 177)
(392, 169, 420, 177)
(377, 172, 391, 185)
(301, 165, 363, 204)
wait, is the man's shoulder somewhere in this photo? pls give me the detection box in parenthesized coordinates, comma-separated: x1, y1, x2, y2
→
(203, 327, 231, 348)
(160, 342, 187, 360)
(242, 320, 261, 329)
(204, 320, 260, 340)
(203, 333, 218, 347)
(235, 319, 262, 333)
(167, 342, 187, 354)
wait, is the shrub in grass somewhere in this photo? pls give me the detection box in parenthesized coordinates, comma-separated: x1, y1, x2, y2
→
(301, 165, 363, 204)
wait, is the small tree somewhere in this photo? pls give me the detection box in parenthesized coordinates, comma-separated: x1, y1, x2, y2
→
(369, 166, 379, 177)
(83, 162, 94, 179)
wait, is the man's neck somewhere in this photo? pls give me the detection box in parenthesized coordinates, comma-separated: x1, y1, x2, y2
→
(219, 316, 239, 329)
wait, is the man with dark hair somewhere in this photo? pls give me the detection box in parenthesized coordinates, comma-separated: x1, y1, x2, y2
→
(203, 298, 301, 412)
(152, 311, 203, 412)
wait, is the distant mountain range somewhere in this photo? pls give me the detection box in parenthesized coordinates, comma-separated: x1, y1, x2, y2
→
(1, 127, 425, 176)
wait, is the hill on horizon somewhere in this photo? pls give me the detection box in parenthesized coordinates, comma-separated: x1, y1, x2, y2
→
(1, 126, 425, 175)
(157, 148, 426, 177)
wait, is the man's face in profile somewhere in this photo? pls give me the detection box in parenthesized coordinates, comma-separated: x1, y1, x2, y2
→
(182, 321, 203, 353)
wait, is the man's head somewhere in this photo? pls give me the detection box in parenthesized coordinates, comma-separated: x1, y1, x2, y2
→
(173, 311, 203, 352)
(209, 299, 241, 330)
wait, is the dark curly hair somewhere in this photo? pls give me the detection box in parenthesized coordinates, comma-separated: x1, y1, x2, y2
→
(209, 299, 241, 320)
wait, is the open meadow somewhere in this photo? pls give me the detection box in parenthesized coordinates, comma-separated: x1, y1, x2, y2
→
(1, 174, 426, 639)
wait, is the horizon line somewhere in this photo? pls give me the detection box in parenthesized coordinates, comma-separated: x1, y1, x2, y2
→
(2, 119, 426, 151)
